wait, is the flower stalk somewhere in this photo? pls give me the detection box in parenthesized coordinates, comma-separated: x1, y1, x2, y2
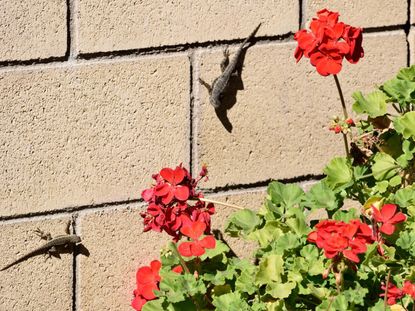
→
(333, 74, 351, 157)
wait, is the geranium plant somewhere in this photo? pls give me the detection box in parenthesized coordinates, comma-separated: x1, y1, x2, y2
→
(132, 9, 415, 311)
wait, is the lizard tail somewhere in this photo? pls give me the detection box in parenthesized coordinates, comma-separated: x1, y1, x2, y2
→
(241, 23, 262, 47)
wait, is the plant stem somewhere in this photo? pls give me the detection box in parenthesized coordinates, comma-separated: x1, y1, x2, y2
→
(198, 197, 245, 210)
(384, 270, 391, 311)
(333, 74, 351, 157)
(170, 242, 191, 274)
(356, 165, 401, 181)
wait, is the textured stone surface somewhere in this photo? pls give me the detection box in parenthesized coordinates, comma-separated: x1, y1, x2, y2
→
(0, 1, 67, 62)
(0, 56, 189, 217)
(0, 217, 73, 311)
(78, 205, 170, 311)
(305, 1, 407, 28)
(77, 0, 298, 54)
(211, 190, 266, 260)
(195, 32, 407, 188)
(409, 28, 415, 64)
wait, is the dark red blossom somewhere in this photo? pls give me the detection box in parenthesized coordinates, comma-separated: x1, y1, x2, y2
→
(372, 204, 406, 235)
(294, 9, 364, 76)
(140, 164, 214, 240)
(132, 260, 161, 311)
(403, 281, 415, 299)
(178, 221, 216, 257)
(307, 219, 373, 263)
(381, 282, 404, 305)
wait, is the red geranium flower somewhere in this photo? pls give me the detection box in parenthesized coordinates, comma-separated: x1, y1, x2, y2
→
(381, 282, 404, 305)
(372, 204, 406, 235)
(154, 167, 190, 204)
(308, 219, 373, 263)
(132, 260, 162, 311)
(403, 281, 415, 299)
(178, 221, 216, 257)
(294, 8, 363, 76)
(140, 164, 214, 240)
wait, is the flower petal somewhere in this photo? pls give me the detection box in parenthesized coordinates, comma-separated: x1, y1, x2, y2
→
(389, 212, 406, 225)
(172, 167, 186, 184)
(136, 267, 155, 285)
(380, 223, 396, 235)
(343, 249, 360, 263)
(131, 295, 147, 311)
(190, 241, 206, 257)
(380, 204, 398, 221)
(178, 241, 193, 257)
(174, 185, 190, 201)
(181, 221, 206, 240)
(160, 168, 175, 183)
(200, 236, 216, 249)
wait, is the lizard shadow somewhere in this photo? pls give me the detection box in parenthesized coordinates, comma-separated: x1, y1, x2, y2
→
(214, 48, 249, 133)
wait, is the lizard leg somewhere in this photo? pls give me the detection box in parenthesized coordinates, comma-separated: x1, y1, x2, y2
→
(220, 46, 230, 72)
(34, 228, 52, 240)
(199, 78, 212, 93)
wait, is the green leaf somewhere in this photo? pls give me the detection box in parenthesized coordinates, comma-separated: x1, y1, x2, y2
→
(285, 207, 309, 236)
(248, 221, 283, 247)
(368, 299, 385, 311)
(256, 254, 284, 285)
(304, 181, 340, 211)
(397, 65, 415, 81)
(273, 232, 301, 254)
(382, 78, 415, 105)
(267, 181, 305, 212)
(158, 271, 206, 303)
(199, 240, 229, 261)
(371, 153, 399, 180)
(352, 90, 388, 117)
(323, 157, 353, 191)
(235, 263, 258, 295)
(394, 111, 415, 140)
(393, 186, 415, 207)
(342, 283, 368, 306)
(266, 281, 296, 299)
(225, 209, 260, 237)
(212, 292, 251, 311)
(332, 208, 358, 222)
(142, 298, 166, 311)
(396, 231, 415, 251)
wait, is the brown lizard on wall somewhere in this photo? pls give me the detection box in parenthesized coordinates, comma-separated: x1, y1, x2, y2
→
(1, 222, 81, 271)
(199, 23, 261, 109)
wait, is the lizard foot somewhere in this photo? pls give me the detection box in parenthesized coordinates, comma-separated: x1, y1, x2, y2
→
(220, 46, 230, 72)
(34, 228, 52, 241)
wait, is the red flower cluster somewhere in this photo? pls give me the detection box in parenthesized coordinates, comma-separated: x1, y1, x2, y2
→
(294, 9, 364, 76)
(178, 221, 216, 257)
(372, 204, 406, 235)
(141, 165, 214, 240)
(381, 280, 415, 305)
(307, 219, 373, 263)
(132, 260, 161, 311)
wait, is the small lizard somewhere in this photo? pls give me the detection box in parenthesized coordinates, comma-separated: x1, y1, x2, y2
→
(199, 23, 261, 109)
(1, 222, 81, 271)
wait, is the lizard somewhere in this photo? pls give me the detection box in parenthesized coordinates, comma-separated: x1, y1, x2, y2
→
(1, 221, 81, 271)
(199, 23, 261, 109)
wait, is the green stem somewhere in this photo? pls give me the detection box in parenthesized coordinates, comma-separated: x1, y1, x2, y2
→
(333, 74, 351, 157)
(170, 242, 191, 274)
(356, 165, 401, 181)
(384, 270, 391, 311)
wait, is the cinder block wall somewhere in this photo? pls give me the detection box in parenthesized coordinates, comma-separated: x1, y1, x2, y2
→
(0, 1, 412, 310)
